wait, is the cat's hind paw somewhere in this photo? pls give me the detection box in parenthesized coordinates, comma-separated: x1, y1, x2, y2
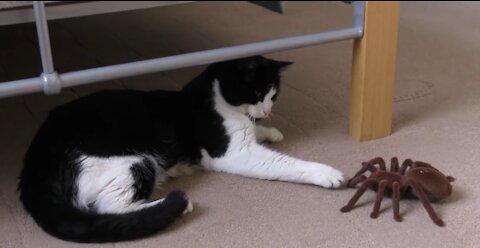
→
(183, 200, 194, 215)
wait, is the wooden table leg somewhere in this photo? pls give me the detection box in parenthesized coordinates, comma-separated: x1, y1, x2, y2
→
(349, 1, 400, 141)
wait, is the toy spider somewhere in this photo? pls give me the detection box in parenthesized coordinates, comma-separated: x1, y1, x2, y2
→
(340, 157, 455, 226)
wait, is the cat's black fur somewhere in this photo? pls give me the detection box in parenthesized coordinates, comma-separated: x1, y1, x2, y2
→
(18, 56, 291, 243)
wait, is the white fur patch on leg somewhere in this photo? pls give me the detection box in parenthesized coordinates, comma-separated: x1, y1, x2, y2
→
(75, 154, 165, 213)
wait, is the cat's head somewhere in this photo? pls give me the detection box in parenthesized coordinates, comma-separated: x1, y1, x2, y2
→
(211, 56, 292, 119)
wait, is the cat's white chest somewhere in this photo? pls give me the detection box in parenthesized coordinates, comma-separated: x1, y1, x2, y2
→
(214, 80, 257, 151)
(200, 80, 257, 167)
(223, 115, 256, 153)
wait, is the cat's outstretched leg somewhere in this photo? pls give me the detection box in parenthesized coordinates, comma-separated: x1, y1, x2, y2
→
(255, 125, 284, 143)
(201, 145, 344, 188)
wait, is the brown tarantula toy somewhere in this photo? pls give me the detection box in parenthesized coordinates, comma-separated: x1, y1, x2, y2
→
(340, 157, 455, 226)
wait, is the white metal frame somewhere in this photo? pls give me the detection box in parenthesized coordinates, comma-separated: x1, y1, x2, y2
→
(0, 1, 364, 98)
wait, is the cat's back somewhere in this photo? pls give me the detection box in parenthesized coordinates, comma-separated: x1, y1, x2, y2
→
(54, 90, 152, 116)
(50, 89, 184, 121)
(29, 89, 187, 155)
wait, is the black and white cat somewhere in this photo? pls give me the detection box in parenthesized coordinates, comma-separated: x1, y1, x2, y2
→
(18, 56, 344, 243)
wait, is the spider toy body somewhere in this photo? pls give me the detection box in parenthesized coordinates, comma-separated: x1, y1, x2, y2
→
(340, 157, 455, 226)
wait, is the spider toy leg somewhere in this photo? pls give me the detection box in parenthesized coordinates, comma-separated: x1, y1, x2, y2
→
(406, 180, 445, 226)
(352, 162, 377, 178)
(370, 179, 389, 218)
(348, 163, 377, 186)
(347, 175, 368, 188)
(390, 157, 399, 172)
(351, 157, 386, 179)
(341, 179, 377, 213)
(370, 157, 386, 171)
(392, 182, 402, 221)
(399, 159, 414, 175)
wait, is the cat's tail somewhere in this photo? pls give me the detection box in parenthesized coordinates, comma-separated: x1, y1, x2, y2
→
(22, 190, 191, 243)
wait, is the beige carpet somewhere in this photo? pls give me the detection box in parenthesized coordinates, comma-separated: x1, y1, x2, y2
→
(1, 2, 479, 247)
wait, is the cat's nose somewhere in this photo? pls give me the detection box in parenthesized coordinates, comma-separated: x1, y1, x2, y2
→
(263, 110, 270, 116)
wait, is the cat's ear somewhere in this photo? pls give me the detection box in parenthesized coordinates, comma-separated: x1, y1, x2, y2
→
(272, 60, 293, 72)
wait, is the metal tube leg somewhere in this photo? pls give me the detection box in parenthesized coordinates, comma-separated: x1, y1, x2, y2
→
(353, 1, 365, 36)
(33, 1, 61, 94)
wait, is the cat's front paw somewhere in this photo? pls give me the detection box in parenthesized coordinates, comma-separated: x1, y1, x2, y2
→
(267, 127, 284, 143)
(307, 164, 345, 188)
(257, 127, 283, 143)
